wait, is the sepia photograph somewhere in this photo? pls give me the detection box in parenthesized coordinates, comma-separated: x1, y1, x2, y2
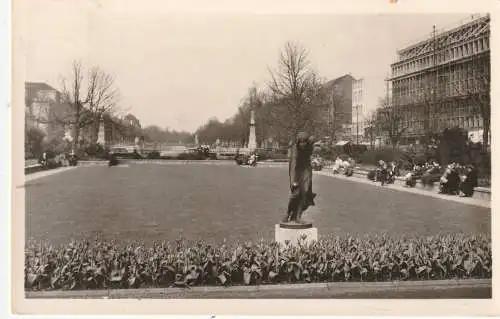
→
(11, 0, 497, 315)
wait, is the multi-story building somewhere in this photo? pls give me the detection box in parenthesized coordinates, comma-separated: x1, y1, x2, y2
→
(26, 82, 143, 152)
(351, 78, 365, 143)
(25, 82, 69, 141)
(388, 14, 490, 145)
(322, 74, 356, 141)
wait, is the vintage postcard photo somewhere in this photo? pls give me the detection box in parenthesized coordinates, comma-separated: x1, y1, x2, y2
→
(11, 0, 498, 316)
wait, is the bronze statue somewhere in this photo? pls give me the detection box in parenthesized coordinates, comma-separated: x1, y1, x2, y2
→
(283, 131, 317, 224)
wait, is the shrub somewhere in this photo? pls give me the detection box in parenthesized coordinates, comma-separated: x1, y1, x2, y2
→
(146, 151, 161, 159)
(357, 148, 406, 166)
(25, 127, 46, 159)
(177, 152, 205, 160)
(24, 233, 491, 291)
(83, 143, 109, 160)
(256, 149, 289, 161)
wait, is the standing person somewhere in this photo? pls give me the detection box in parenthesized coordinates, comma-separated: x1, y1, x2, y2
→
(283, 131, 317, 224)
(378, 160, 388, 186)
(41, 151, 47, 167)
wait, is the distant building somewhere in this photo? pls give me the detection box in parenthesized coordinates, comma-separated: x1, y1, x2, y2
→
(388, 14, 490, 145)
(351, 78, 365, 143)
(25, 82, 69, 142)
(321, 74, 356, 141)
(25, 82, 143, 151)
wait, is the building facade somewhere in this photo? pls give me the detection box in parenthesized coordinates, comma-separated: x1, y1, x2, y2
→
(321, 74, 356, 141)
(26, 82, 143, 153)
(25, 82, 68, 142)
(351, 78, 365, 143)
(389, 15, 490, 145)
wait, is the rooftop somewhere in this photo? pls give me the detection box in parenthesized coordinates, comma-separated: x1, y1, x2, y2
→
(323, 74, 356, 88)
(397, 14, 490, 56)
(25, 82, 60, 106)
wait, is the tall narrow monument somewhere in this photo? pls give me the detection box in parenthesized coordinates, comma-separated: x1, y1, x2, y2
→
(97, 116, 106, 146)
(248, 110, 257, 151)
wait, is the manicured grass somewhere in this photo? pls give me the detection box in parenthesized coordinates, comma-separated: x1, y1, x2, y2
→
(25, 164, 490, 246)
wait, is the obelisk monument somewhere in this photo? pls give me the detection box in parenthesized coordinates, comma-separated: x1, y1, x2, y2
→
(248, 110, 257, 152)
(97, 116, 106, 146)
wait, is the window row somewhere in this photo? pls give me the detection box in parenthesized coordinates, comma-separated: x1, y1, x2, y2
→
(394, 78, 487, 97)
(397, 103, 483, 120)
(392, 67, 485, 91)
(435, 116, 483, 129)
(402, 115, 483, 131)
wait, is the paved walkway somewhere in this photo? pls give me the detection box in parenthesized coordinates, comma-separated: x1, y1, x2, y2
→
(314, 170, 490, 209)
(23, 166, 78, 184)
(26, 279, 491, 299)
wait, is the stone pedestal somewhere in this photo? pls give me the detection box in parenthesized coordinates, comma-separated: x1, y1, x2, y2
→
(275, 222, 318, 247)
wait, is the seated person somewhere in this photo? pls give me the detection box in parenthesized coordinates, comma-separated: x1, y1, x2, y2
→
(332, 157, 343, 174)
(404, 171, 417, 187)
(345, 166, 354, 177)
(108, 153, 119, 166)
(460, 164, 478, 197)
(247, 153, 257, 165)
(439, 165, 460, 195)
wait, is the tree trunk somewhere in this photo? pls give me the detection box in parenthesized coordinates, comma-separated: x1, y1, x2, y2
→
(72, 107, 81, 152)
(91, 120, 99, 144)
(72, 125, 80, 152)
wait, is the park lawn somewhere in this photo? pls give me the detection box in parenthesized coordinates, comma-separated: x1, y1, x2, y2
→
(25, 164, 490, 246)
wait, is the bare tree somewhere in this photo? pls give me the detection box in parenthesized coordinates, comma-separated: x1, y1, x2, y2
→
(59, 61, 87, 151)
(364, 110, 379, 150)
(449, 53, 490, 150)
(54, 61, 120, 150)
(85, 66, 120, 143)
(375, 97, 408, 149)
(267, 41, 327, 139)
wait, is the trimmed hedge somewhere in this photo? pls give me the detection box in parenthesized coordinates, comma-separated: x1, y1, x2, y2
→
(357, 148, 406, 166)
(256, 149, 289, 161)
(25, 233, 491, 291)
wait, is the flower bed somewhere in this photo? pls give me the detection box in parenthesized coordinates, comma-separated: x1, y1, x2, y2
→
(25, 233, 491, 291)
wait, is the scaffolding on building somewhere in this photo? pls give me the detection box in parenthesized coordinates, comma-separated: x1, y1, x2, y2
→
(388, 14, 490, 145)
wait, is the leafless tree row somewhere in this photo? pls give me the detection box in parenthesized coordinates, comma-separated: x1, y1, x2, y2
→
(51, 61, 121, 150)
(197, 41, 346, 146)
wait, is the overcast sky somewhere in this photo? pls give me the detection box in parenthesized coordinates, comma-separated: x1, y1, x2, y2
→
(19, 1, 473, 132)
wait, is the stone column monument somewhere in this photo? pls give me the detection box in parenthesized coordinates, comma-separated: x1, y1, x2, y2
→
(248, 110, 257, 152)
(97, 116, 106, 146)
